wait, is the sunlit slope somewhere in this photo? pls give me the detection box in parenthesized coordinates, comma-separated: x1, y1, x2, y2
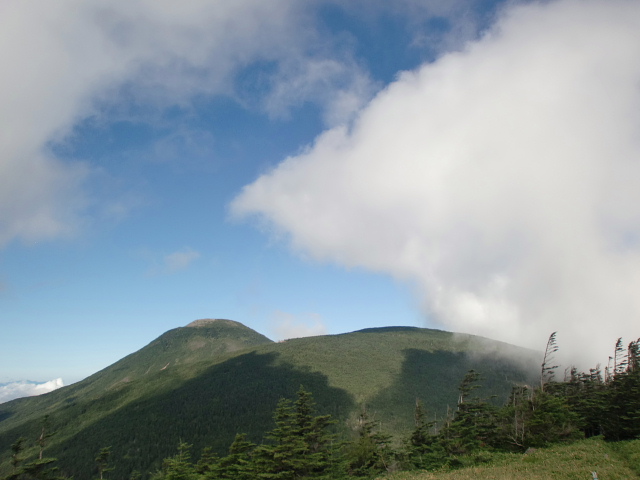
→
(0, 319, 273, 456)
(252, 326, 540, 432)
(0, 322, 540, 479)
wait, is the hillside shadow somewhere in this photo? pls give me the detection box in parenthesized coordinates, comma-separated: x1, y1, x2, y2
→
(366, 348, 538, 436)
(0, 410, 13, 423)
(53, 351, 354, 479)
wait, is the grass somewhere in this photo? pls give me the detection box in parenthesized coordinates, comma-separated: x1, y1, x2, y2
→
(380, 438, 640, 480)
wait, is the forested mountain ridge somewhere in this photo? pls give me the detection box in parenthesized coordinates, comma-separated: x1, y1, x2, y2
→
(0, 319, 272, 431)
(0, 320, 540, 479)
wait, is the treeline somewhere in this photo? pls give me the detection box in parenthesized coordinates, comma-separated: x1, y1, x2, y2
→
(4, 334, 640, 479)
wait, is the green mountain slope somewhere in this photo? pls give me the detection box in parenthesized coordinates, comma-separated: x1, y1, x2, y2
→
(0, 319, 272, 431)
(0, 321, 540, 479)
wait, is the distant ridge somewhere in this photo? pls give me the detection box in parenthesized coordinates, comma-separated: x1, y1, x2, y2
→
(353, 326, 424, 334)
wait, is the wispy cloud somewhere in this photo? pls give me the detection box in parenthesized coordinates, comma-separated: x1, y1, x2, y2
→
(232, 0, 640, 367)
(0, 379, 64, 404)
(270, 310, 327, 340)
(163, 248, 201, 273)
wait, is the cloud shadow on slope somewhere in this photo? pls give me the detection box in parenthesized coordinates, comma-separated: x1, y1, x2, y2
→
(366, 348, 539, 436)
(51, 351, 354, 479)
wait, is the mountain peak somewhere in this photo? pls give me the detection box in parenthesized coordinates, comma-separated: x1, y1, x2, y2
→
(185, 318, 241, 328)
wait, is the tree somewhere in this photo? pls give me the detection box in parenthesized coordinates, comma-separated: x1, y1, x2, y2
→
(10, 438, 26, 474)
(613, 338, 628, 377)
(36, 415, 55, 461)
(3, 435, 69, 480)
(540, 332, 559, 391)
(627, 339, 640, 373)
(439, 371, 498, 456)
(345, 406, 395, 477)
(253, 386, 335, 479)
(95, 447, 113, 480)
(209, 434, 255, 480)
(402, 399, 444, 470)
(153, 442, 198, 480)
(602, 340, 640, 441)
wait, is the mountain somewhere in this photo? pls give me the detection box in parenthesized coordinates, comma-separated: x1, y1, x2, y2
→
(0, 320, 540, 479)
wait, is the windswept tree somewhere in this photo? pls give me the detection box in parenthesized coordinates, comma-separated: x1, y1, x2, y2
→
(36, 415, 54, 460)
(540, 332, 559, 391)
(602, 338, 640, 441)
(613, 338, 628, 377)
(628, 339, 640, 372)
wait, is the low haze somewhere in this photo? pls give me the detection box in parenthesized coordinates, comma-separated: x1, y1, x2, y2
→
(2, 0, 639, 391)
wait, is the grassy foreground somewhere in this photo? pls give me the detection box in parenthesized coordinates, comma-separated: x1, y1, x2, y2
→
(380, 437, 640, 480)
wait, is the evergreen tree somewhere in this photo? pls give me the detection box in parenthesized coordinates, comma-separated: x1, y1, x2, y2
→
(613, 338, 628, 377)
(562, 367, 606, 438)
(402, 399, 444, 470)
(2, 436, 68, 480)
(36, 416, 55, 461)
(345, 406, 394, 477)
(9, 438, 26, 475)
(14, 457, 68, 480)
(129, 470, 142, 480)
(253, 386, 335, 479)
(152, 442, 198, 480)
(439, 370, 498, 456)
(209, 433, 255, 480)
(602, 341, 640, 441)
(95, 446, 113, 480)
(628, 339, 640, 372)
(540, 332, 559, 391)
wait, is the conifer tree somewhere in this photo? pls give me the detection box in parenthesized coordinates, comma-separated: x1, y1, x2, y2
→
(36, 415, 55, 461)
(3, 434, 69, 480)
(402, 399, 444, 470)
(613, 338, 628, 377)
(9, 438, 25, 475)
(95, 446, 113, 480)
(153, 442, 198, 480)
(345, 406, 394, 477)
(211, 433, 256, 480)
(195, 447, 218, 476)
(253, 386, 335, 479)
(540, 332, 559, 391)
(602, 338, 640, 440)
(440, 370, 497, 455)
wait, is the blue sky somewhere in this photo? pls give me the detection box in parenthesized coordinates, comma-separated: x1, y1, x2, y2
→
(2, 0, 640, 399)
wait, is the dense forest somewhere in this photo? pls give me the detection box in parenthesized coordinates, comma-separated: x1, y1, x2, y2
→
(3, 333, 640, 479)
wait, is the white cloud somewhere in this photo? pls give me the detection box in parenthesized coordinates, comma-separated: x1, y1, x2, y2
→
(0, 379, 64, 404)
(163, 247, 201, 273)
(270, 311, 328, 340)
(232, 0, 640, 368)
(0, 0, 375, 248)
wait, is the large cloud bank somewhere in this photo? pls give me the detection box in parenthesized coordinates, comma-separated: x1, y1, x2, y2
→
(0, 0, 375, 248)
(0, 379, 64, 404)
(233, 0, 640, 366)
